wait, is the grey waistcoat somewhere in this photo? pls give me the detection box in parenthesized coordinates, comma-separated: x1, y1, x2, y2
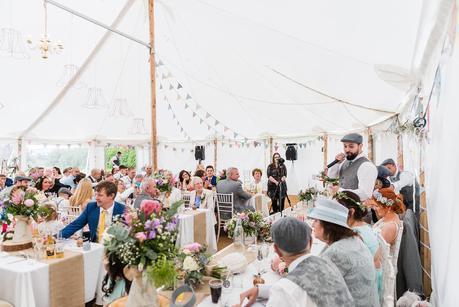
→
(339, 157, 370, 190)
(286, 255, 354, 307)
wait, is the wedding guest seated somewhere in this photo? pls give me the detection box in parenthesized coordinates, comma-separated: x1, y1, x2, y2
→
(55, 187, 72, 208)
(237, 217, 354, 307)
(216, 167, 253, 213)
(102, 252, 132, 306)
(251, 168, 267, 195)
(48, 167, 71, 194)
(161, 170, 181, 208)
(114, 180, 136, 206)
(334, 191, 381, 301)
(59, 167, 80, 190)
(204, 165, 217, 189)
(190, 177, 214, 209)
(193, 169, 206, 183)
(37, 203, 64, 236)
(61, 181, 125, 242)
(133, 178, 159, 209)
(35, 175, 54, 197)
(309, 198, 379, 307)
(178, 170, 193, 191)
(69, 178, 94, 211)
(0, 175, 31, 200)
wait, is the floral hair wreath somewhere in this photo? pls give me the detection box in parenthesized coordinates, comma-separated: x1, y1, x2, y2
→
(334, 191, 367, 212)
(372, 190, 394, 206)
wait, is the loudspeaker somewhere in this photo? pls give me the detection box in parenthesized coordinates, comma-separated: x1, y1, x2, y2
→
(194, 145, 205, 161)
(285, 143, 297, 161)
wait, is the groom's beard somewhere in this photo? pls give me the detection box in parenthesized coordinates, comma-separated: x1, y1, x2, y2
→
(346, 152, 359, 161)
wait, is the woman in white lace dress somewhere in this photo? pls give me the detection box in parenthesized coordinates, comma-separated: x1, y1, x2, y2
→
(370, 188, 405, 307)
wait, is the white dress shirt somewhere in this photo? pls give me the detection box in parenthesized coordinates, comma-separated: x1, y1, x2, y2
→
(97, 203, 115, 235)
(121, 176, 134, 187)
(390, 170, 415, 193)
(115, 187, 136, 205)
(258, 254, 317, 307)
(328, 152, 377, 201)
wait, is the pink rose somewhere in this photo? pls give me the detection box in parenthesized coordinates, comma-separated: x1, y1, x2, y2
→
(11, 190, 25, 205)
(135, 232, 146, 242)
(140, 200, 161, 216)
(24, 199, 35, 207)
(124, 213, 133, 226)
(184, 242, 201, 253)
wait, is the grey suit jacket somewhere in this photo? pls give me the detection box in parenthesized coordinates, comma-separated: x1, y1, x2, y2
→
(216, 179, 253, 213)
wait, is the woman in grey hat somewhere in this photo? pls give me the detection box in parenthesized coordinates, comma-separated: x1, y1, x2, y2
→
(310, 198, 379, 307)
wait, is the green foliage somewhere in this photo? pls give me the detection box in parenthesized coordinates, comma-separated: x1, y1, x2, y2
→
(105, 147, 136, 171)
(146, 255, 177, 289)
(27, 147, 88, 170)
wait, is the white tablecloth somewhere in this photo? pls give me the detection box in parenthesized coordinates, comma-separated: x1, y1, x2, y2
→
(198, 239, 326, 306)
(177, 209, 218, 254)
(0, 242, 104, 307)
(248, 195, 270, 217)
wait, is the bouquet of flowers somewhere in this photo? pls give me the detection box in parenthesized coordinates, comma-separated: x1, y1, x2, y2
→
(298, 187, 319, 202)
(225, 211, 271, 242)
(0, 187, 50, 224)
(153, 170, 176, 193)
(176, 242, 210, 286)
(315, 171, 339, 186)
(104, 199, 183, 288)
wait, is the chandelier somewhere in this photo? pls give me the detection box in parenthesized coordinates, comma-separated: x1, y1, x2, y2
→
(27, 0, 63, 59)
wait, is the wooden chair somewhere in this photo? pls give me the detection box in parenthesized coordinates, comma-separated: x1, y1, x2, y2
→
(181, 192, 191, 207)
(215, 193, 234, 243)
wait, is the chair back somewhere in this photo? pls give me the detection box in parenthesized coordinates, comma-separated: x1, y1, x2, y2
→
(216, 193, 234, 222)
(181, 192, 191, 206)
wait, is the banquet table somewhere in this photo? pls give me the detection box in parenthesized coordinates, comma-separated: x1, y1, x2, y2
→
(197, 238, 326, 307)
(0, 241, 104, 307)
(177, 208, 218, 254)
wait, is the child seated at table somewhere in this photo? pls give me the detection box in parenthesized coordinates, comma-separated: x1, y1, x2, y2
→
(102, 253, 132, 306)
(37, 203, 64, 236)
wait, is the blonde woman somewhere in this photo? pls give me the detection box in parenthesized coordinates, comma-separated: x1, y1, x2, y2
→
(69, 178, 94, 211)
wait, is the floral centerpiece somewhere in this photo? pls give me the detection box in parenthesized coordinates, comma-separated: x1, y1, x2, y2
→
(104, 199, 183, 290)
(298, 187, 319, 202)
(176, 243, 210, 287)
(225, 211, 271, 242)
(0, 187, 51, 244)
(315, 171, 339, 187)
(153, 169, 176, 193)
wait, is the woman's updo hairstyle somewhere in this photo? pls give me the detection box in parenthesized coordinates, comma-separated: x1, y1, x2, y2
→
(373, 188, 405, 214)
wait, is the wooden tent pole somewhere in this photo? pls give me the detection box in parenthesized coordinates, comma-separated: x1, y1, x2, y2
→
(213, 138, 218, 170)
(148, 0, 158, 171)
(367, 128, 374, 162)
(397, 134, 404, 170)
(323, 134, 328, 169)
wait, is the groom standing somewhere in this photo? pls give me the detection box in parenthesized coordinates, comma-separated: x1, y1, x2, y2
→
(61, 181, 125, 242)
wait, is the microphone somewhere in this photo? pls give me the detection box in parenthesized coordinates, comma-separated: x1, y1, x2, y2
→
(327, 159, 340, 169)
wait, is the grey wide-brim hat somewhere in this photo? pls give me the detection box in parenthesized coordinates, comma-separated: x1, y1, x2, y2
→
(14, 175, 31, 182)
(340, 133, 363, 144)
(308, 198, 351, 229)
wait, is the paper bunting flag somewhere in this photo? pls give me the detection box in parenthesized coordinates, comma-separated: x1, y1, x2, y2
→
(165, 145, 168, 149)
(167, 104, 172, 110)
(200, 118, 204, 124)
(159, 83, 163, 90)
(192, 112, 197, 118)
(173, 147, 177, 151)
(169, 84, 174, 90)
(233, 132, 238, 138)
(224, 126, 229, 132)
(172, 114, 176, 119)
(207, 125, 211, 130)
(180, 127, 184, 132)
(215, 120, 219, 126)
(186, 94, 192, 100)
(184, 103, 189, 109)
(177, 83, 182, 89)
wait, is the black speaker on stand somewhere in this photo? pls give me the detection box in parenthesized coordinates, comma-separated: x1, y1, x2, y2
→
(194, 145, 205, 163)
(285, 143, 297, 161)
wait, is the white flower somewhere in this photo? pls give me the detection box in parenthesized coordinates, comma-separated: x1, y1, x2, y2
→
(102, 231, 114, 245)
(183, 248, 191, 255)
(182, 256, 199, 271)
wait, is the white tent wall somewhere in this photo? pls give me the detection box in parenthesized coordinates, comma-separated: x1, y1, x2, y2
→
(373, 133, 398, 165)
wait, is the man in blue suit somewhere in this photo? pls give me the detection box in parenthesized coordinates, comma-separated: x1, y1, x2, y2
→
(61, 181, 125, 243)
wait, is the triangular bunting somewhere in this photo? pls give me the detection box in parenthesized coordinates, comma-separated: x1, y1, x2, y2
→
(177, 83, 183, 89)
(164, 96, 168, 102)
(192, 112, 196, 118)
(215, 120, 219, 126)
(205, 113, 211, 119)
(224, 126, 229, 132)
(159, 83, 163, 90)
(169, 84, 174, 90)
(207, 125, 211, 130)
(186, 94, 192, 100)
(200, 118, 204, 124)
(185, 103, 189, 109)
(167, 104, 172, 110)
(233, 132, 238, 138)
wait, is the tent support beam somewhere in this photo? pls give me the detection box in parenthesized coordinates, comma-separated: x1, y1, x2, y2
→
(148, 0, 158, 171)
(19, 0, 136, 139)
(367, 128, 374, 162)
(213, 138, 218, 170)
(45, 0, 150, 49)
(397, 134, 404, 170)
(323, 134, 328, 169)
